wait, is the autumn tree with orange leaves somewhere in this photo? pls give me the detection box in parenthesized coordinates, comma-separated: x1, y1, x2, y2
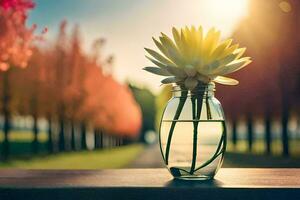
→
(0, 0, 44, 159)
(2, 20, 142, 156)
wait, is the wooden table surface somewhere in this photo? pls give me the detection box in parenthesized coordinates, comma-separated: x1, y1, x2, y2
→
(0, 168, 299, 200)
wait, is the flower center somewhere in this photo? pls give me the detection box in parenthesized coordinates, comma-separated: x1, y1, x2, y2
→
(184, 64, 197, 77)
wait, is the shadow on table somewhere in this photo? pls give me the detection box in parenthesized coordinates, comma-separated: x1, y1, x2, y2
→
(165, 178, 224, 188)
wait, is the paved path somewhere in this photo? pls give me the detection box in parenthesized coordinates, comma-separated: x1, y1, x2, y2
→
(129, 143, 300, 168)
(128, 144, 164, 168)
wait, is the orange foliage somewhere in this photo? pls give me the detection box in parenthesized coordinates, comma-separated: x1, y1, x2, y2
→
(7, 21, 142, 138)
(0, 0, 43, 70)
(83, 62, 141, 136)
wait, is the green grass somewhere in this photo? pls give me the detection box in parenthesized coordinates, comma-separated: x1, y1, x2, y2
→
(0, 131, 48, 142)
(0, 144, 144, 169)
(227, 139, 300, 157)
(0, 131, 50, 155)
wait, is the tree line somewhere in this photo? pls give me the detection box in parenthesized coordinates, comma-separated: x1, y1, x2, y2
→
(0, 20, 142, 159)
(218, 0, 300, 156)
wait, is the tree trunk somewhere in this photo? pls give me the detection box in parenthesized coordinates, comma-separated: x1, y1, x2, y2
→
(71, 120, 76, 151)
(47, 115, 53, 153)
(81, 122, 87, 150)
(107, 135, 111, 148)
(94, 128, 100, 149)
(32, 114, 39, 154)
(58, 117, 65, 151)
(109, 136, 113, 148)
(231, 118, 238, 148)
(99, 131, 103, 149)
(279, 63, 290, 156)
(116, 137, 119, 147)
(118, 137, 123, 147)
(122, 137, 130, 146)
(94, 129, 97, 149)
(94, 129, 101, 149)
(247, 113, 254, 152)
(264, 112, 272, 155)
(281, 103, 289, 156)
(2, 71, 10, 160)
(102, 132, 106, 148)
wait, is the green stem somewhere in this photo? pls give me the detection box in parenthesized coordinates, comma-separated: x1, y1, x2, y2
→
(190, 97, 197, 174)
(164, 90, 188, 165)
(206, 95, 212, 120)
(194, 137, 224, 171)
(194, 121, 226, 172)
(190, 89, 205, 174)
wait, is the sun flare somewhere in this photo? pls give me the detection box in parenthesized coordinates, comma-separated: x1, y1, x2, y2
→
(205, 0, 249, 18)
(203, 0, 249, 35)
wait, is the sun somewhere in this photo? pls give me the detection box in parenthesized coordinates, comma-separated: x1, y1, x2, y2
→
(203, 0, 249, 36)
(205, 0, 249, 19)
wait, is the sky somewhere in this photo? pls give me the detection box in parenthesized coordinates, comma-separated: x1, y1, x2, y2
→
(28, 0, 249, 93)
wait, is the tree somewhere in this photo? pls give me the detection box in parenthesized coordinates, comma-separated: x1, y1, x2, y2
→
(0, 0, 41, 159)
(129, 84, 156, 143)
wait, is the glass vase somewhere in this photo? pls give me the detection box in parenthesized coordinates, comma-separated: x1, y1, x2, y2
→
(159, 83, 226, 180)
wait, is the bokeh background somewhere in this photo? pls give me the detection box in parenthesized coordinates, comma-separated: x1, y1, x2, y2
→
(0, 0, 299, 168)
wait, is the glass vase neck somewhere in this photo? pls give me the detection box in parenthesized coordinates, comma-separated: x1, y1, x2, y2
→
(172, 82, 215, 98)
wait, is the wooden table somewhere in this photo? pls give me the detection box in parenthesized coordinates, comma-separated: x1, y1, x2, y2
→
(0, 168, 299, 200)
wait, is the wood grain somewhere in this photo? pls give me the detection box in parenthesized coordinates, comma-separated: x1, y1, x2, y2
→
(0, 168, 299, 200)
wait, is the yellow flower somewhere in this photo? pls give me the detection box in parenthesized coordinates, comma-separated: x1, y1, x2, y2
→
(144, 26, 252, 90)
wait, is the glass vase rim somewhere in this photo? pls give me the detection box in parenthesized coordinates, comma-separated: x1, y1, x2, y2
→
(172, 82, 216, 93)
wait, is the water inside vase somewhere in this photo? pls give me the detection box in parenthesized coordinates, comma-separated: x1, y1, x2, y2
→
(160, 120, 226, 178)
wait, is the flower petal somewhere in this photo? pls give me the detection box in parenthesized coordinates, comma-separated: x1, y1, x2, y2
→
(219, 43, 239, 59)
(145, 26, 251, 84)
(233, 47, 246, 59)
(145, 55, 167, 68)
(165, 65, 187, 78)
(218, 53, 238, 66)
(205, 53, 237, 75)
(161, 76, 181, 84)
(209, 39, 232, 61)
(144, 48, 175, 66)
(153, 37, 169, 58)
(184, 65, 197, 77)
(143, 67, 172, 76)
(203, 28, 221, 62)
(214, 76, 239, 85)
(216, 57, 252, 76)
(160, 34, 184, 66)
(180, 28, 191, 60)
(172, 27, 184, 52)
